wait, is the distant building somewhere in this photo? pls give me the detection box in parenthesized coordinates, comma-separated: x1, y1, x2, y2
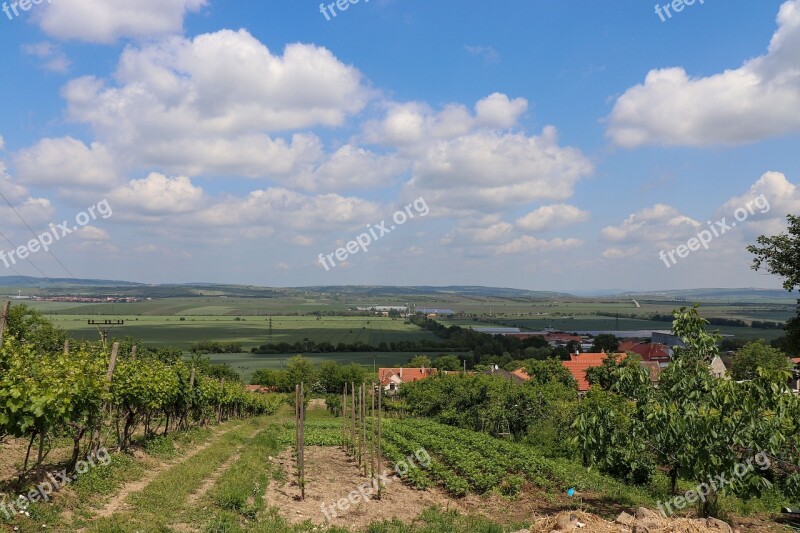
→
(652, 332, 687, 347)
(710, 356, 728, 379)
(415, 308, 455, 316)
(562, 352, 626, 393)
(378, 367, 437, 392)
(483, 365, 528, 384)
(619, 340, 672, 367)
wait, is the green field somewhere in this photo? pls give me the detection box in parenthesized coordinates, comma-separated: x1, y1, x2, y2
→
(37, 314, 439, 349)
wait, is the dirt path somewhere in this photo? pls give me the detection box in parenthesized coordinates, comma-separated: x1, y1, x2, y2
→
(87, 422, 245, 521)
(184, 427, 262, 507)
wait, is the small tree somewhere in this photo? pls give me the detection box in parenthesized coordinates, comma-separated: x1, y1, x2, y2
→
(730, 340, 790, 380)
(590, 334, 619, 353)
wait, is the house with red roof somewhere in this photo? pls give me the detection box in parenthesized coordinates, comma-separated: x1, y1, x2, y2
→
(562, 352, 626, 393)
(379, 367, 437, 392)
(511, 368, 531, 381)
(619, 340, 672, 366)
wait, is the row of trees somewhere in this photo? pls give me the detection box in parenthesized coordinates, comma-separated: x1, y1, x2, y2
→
(250, 357, 369, 393)
(0, 305, 280, 479)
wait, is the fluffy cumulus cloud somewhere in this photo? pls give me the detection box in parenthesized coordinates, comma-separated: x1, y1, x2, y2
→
(200, 188, 383, 239)
(364, 95, 591, 213)
(0, 197, 56, 227)
(607, 0, 800, 146)
(365, 93, 528, 146)
(516, 204, 590, 232)
(720, 171, 800, 236)
(108, 173, 205, 216)
(37, 0, 207, 43)
(602, 204, 701, 244)
(61, 30, 373, 178)
(600, 172, 800, 266)
(405, 127, 593, 211)
(14, 138, 118, 187)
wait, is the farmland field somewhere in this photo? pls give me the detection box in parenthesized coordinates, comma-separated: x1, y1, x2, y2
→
(32, 314, 439, 349)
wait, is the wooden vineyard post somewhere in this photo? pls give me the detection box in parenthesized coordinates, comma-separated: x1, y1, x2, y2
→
(357, 383, 362, 469)
(63, 339, 70, 356)
(92, 342, 119, 453)
(361, 383, 367, 475)
(370, 381, 375, 481)
(377, 383, 383, 499)
(185, 367, 195, 430)
(342, 383, 348, 453)
(350, 382, 356, 459)
(217, 378, 225, 424)
(0, 300, 10, 345)
(299, 382, 305, 500)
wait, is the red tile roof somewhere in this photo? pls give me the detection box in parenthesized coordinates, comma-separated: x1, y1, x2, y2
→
(378, 367, 437, 387)
(619, 341, 671, 362)
(511, 368, 531, 381)
(563, 353, 626, 392)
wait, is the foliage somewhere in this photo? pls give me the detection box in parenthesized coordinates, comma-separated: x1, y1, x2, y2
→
(5, 304, 68, 354)
(748, 214, 800, 353)
(398, 372, 577, 440)
(406, 355, 433, 368)
(590, 333, 620, 353)
(523, 358, 577, 388)
(574, 304, 800, 515)
(730, 340, 790, 380)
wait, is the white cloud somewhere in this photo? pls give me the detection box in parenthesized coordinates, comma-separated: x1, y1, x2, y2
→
(465, 45, 500, 64)
(108, 173, 205, 215)
(608, 0, 800, 146)
(200, 188, 383, 237)
(0, 197, 55, 227)
(61, 30, 373, 178)
(494, 236, 583, 255)
(405, 127, 593, 211)
(516, 204, 590, 232)
(601, 204, 701, 244)
(365, 93, 528, 146)
(37, 0, 207, 43)
(14, 138, 118, 186)
(76, 226, 111, 241)
(720, 171, 800, 237)
(602, 247, 640, 260)
(22, 42, 71, 73)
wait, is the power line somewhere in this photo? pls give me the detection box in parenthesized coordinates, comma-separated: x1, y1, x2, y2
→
(0, 189, 77, 279)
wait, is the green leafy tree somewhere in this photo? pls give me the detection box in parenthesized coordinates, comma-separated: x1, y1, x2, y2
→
(524, 358, 577, 389)
(6, 304, 67, 353)
(748, 214, 800, 353)
(407, 355, 433, 368)
(730, 340, 790, 380)
(285, 355, 317, 388)
(434, 354, 461, 371)
(590, 334, 619, 353)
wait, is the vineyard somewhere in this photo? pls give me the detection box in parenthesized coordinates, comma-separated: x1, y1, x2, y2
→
(0, 301, 281, 477)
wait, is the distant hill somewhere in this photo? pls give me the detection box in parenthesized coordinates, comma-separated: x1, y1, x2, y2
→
(0, 276, 143, 288)
(616, 288, 796, 302)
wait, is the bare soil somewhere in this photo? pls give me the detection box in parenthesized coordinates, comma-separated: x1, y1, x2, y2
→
(264, 446, 466, 529)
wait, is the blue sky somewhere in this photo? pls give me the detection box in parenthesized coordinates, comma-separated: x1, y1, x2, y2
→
(0, 0, 798, 291)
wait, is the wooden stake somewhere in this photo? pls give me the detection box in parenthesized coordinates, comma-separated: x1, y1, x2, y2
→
(370, 381, 375, 481)
(361, 383, 367, 475)
(92, 342, 119, 452)
(377, 383, 383, 499)
(342, 383, 348, 452)
(350, 381, 356, 458)
(300, 381, 305, 500)
(0, 301, 10, 345)
(63, 339, 70, 355)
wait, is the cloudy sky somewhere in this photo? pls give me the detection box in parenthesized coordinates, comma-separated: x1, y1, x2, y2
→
(0, 0, 798, 291)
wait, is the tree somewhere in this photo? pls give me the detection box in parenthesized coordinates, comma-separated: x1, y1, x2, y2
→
(251, 368, 288, 389)
(586, 353, 650, 399)
(406, 355, 432, 368)
(434, 354, 461, 371)
(6, 304, 67, 353)
(590, 334, 619, 353)
(730, 340, 790, 380)
(748, 214, 800, 353)
(524, 358, 577, 389)
(285, 355, 317, 388)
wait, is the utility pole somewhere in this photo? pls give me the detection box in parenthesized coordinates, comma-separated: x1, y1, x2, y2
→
(88, 319, 124, 347)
